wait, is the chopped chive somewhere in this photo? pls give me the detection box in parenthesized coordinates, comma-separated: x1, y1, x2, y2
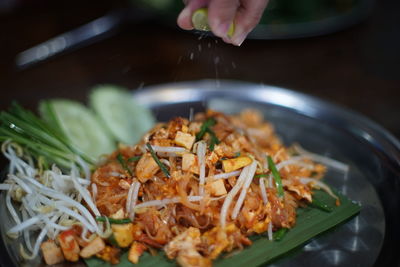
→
(96, 216, 131, 224)
(310, 198, 334, 212)
(195, 117, 220, 151)
(117, 153, 133, 176)
(254, 173, 269, 178)
(128, 155, 141, 162)
(146, 143, 170, 178)
(273, 228, 288, 241)
(196, 117, 217, 141)
(208, 130, 220, 151)
(267, 156, 284, 198)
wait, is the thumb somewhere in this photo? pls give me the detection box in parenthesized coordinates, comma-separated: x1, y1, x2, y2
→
(177, 0, 210, 30)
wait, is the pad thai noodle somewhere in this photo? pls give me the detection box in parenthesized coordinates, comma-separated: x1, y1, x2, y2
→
(1, 109, 345, 266)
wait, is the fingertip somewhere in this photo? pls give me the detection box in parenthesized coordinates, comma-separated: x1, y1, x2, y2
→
(177, 7, 194, 30)
(231, 32, 247, 46)
(207, 0, 238, 38)
(229, 18, 251, 45)
(230, 0, 268, 45)
(222, 36, 233, 44)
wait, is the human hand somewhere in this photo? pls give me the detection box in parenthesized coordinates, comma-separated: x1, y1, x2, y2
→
(177, 0, 269, 46)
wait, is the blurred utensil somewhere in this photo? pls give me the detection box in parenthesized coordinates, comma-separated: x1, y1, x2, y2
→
(15, 8, 153, 70)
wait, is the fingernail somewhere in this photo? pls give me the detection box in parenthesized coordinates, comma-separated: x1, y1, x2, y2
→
(214, 21, 231, 38)
(222, 36, 232, 44)
(232, 32, 247, 46)
(178, 7, 193, 29)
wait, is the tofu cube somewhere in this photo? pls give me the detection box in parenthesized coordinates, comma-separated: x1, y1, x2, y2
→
(57, 230, 80, 262)
(40, 240, 65, 265)
(175, 131, 195, 150)
(135, 152, 160, 183)
(165, 227, 201, 259)
(110, 208, 125, 220)
(182, 153, 199, 174)
(128, 241, 147, 264)
(181, 125, 189, 133)
(79, 237, 105, 258)
(209, 179, 227, 196)
(222, 156, 252, 173)
(96, 245, 120, 265)
(111, 223, 134, 248)
(206, 151, 219, 165)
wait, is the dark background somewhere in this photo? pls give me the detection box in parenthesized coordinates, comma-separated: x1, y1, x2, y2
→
(0, 0, 399, 137)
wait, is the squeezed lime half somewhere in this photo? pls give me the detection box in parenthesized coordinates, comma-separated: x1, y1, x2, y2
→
(192, 8, 235, 37)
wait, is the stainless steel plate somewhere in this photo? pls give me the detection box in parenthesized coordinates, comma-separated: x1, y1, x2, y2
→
(1, 80, 399, 266)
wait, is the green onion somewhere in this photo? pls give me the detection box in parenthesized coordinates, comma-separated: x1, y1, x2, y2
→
(128, 155, 141, 162)
(0, 103, 94, 170)
(267, 156, 284, 198)
(196, 118, 220, 151)
(310, 198, 334, 212)
(234, 152, 241, 157)
(254, 174, 269, 179)
(208, 131, 220, 151)
(196, 117, 217, 140)
(146, 143, 170, 178)
(96, 216, 131, 224)
(273, 228, 288, 241)
(116, 153, 133, 176)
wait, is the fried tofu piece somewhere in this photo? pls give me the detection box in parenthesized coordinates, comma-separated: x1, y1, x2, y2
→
(111, 223, 134, 248)
(57, 230, 80, 262)
(177, 249, 212, 267)
(175, 131, 195, 150)
(40, 240, 65, 265)
(110, 208, 125, 220)
(79, 237, 105, 258)
(222, 156, 252, 173)
(240, 109, 263, 127)
(182, 153, 199, 174)
(209, 179, 227, 196)
(203, 223, 240, 260)
(165, 227, 211, 267)
(135, 152, 160, 183)
(164, 227, 201, 259)
(96, 245, 120, 265)
(206, 151, 219, 165)
(128, 241, 147, 264)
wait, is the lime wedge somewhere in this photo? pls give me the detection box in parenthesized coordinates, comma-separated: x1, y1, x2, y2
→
(192, 8, 235, 37)
(192, 8, 211, 31)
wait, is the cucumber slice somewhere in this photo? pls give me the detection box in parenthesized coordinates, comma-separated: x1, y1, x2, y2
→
(89, 85, 155, 145)
(39, 99, 116, 160)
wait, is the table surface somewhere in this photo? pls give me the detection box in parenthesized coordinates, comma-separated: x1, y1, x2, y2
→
(0, 0, 399, 138)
